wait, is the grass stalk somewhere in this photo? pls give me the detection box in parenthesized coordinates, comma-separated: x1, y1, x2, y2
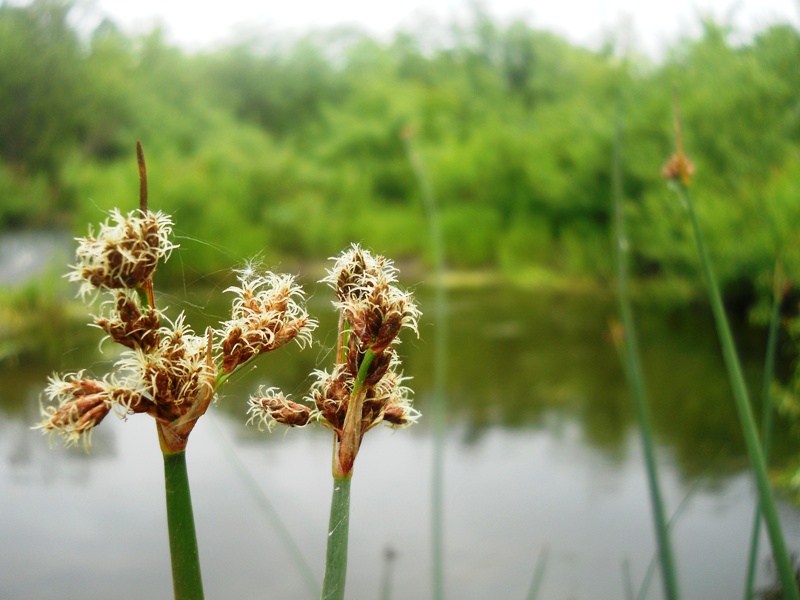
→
(209, 415, 320, 598)
(402, 129, 448, 600)
(321, 475, 352, 600)
(623, 560, 636, 600)
(675, 182, 799, 599)
(162, 450, 205, 600)
(379, 547, 396, 600)
(637, 481, 701, 600)
(525, 545, 549, 600)
(743, 264, 784, 600)
(612, 104, 681, 600)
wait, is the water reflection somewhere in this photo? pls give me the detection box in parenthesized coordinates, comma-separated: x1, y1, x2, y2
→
(1, 282, 798, 599)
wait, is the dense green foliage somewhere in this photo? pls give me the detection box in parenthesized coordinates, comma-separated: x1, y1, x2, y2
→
(1, 0, 799, 292)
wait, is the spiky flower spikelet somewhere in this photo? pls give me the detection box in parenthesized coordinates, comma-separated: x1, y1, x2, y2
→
(37, 372, 141, 449)
(69, 208, 175, 298)
(93, 289, 162, 352)
(218, 270, 316, 375)
(113, 315, 218, 452)
(37, 318, 216, 453)
(38, 200, 315, 453)
(247, 387, 313, 431)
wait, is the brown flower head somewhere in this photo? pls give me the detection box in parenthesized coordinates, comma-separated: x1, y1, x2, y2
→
(113, 314, 216, 452)
(247, 245, 421, 478)
(305, 357, 417, 437)
(307, 365, 353, 432)
(323, 244, 420, 355)
(94, 289, 161, 352)
(362, 367, 419, 430)
(219, 270, 316, 374)
(36, 371, 145, 449)
(69, 209, 176, 297)
(247, 387, 313, 431)
(662, 153, 695, 185)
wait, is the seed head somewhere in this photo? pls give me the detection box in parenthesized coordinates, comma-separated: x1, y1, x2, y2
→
(115, 314, 213, 419)
(322, 243, 400, 303)
(219, 270, 316, 374)
(324, 245, 420, 354)
(69, 209, 176, 297)
(250, 245, 421, 478)
(358, 361, 419, 433)
(306, 359, 417, 436)
(94, 289, 161, 352)
(36, 372, 145, 449)
(369, 368, 419, 429)
(307, 365, 353, 431)
(662, 153, 695, 186)
(247, 387, 313, 431)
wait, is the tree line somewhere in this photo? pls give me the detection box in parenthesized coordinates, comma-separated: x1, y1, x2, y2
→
(1, 0, 799, 295)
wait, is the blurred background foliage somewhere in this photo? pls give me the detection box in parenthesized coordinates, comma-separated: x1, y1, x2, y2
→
(1, 0, 799, 297)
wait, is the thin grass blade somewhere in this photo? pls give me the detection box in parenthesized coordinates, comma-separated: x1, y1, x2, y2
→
(163, 449, 205, 600)
(403, 130, 448, 600)
(525, 545, 549, 600)
(676, 182, 799, 600)
(743, 265, 785, 600)
(613, 102, 681, 600)
(321, 475, 352, 600)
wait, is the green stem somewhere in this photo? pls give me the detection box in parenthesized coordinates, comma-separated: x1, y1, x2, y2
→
(744, 264, 784, 600)
(163, 450, 204, 600)
(321, 476, 352, 600)
(335, 348, 376, 476)
(613, 105, 680, 600)
(209, 415, 320, 598)
(677, 182, 799, 600)
(637, 480, 701, 600)
(622, 560, 636, 600)
(403, 131, 447, 600)
(353, 348, 376, 396)
(525, 545, 549, 600)
(379, 547, 396, 600)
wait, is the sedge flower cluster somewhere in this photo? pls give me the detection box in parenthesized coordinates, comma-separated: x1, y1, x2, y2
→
(38, 208, 315, 453)
(219, 271, 315, 375)
(247, 244, 421, 476)
(68, 209, 175, 298)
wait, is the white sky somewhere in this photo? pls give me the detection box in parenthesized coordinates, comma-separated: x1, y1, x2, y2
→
(75, 0, 799, 56)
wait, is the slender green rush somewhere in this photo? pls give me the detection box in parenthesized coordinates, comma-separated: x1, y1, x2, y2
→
(637, 481, 702, 600)
(403, 129, 448, 600)
(743, 264, 784, 600)
(163, 450, 205, 600)
(623, 560, 636, 600)
(612, 104, 680, 600)
(321, 476, 352, 600)
(209, 415, 319, 598)
(379, 546, 397, 600)
(674, 181, 798, 599)
(525, 545, 549, 600)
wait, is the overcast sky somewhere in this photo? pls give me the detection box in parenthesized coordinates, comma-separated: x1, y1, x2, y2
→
(75, 0, 799, 56)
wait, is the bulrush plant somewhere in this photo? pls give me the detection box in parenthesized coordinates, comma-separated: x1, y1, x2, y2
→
(35, 143, 316, 600)
(247, 243, 421, 600)
(663, 101, 799, 599)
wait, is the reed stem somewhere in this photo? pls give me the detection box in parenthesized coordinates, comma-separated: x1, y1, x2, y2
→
(403, 130, 447, 600)
(525, 545, 549, 600)
(162, 450, 204, 600)
(676, 183, 799, 600)
(321, 476, 352, 600)
(613, 105, 680, 600)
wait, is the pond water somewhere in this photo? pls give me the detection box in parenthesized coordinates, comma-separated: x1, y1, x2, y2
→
(1, 279, 799, 600)
(0, 230, 71, 286)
